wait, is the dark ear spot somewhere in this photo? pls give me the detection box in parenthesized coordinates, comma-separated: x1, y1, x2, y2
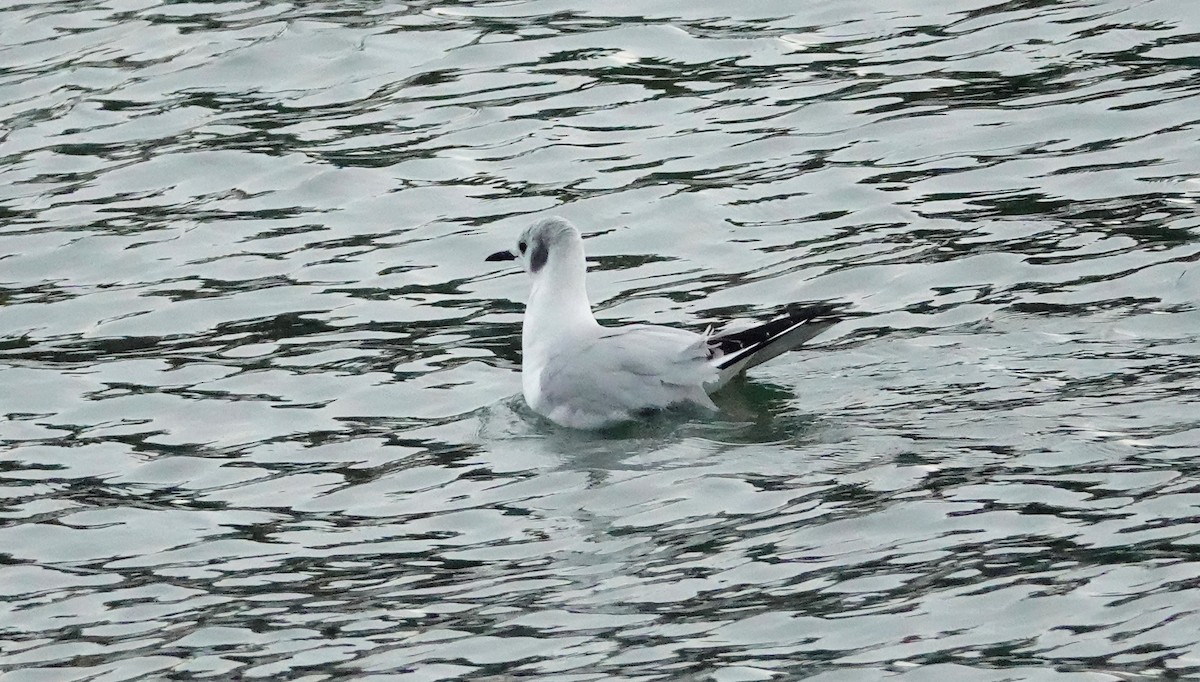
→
(530, 240, 549, 273)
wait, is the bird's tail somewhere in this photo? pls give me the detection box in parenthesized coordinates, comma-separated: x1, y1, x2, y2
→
(707, 303, 841, 387)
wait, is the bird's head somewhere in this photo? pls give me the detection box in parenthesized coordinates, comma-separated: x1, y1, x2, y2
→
(486, 216, 583, 279)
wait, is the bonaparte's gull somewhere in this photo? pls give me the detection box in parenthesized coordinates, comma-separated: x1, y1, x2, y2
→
(487, 217, 839, 429)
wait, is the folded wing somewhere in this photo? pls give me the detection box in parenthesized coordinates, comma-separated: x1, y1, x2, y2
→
(534, 325, 718, 427)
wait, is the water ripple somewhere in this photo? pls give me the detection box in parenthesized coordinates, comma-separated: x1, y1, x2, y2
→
(3, 0, 1200, 679)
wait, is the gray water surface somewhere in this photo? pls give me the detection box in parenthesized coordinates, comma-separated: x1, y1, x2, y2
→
(2, 1, 1200, 680)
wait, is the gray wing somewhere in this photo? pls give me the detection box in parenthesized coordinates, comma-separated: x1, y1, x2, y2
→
(537, 324, 718, 424)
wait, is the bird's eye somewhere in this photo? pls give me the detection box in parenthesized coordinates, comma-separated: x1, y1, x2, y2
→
(518, 240, 528, 254)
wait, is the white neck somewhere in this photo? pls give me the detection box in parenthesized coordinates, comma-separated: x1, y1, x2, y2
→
(522, 239, 597, 358)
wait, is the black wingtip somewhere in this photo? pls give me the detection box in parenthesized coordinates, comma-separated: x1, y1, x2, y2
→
(708, 301, 847, 371)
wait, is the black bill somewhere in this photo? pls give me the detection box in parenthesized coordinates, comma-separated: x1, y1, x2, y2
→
(485, 249, 517, 262)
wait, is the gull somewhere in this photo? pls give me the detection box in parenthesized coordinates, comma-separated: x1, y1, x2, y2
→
(486, 216, 840, 429)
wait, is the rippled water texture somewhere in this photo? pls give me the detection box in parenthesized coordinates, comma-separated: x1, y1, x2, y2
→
(3, 0, 1200, 679)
